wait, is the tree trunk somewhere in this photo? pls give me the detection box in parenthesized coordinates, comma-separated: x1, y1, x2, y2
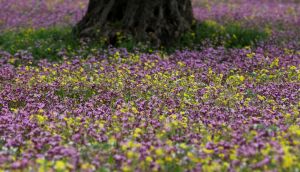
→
(74, 0, 193, 46)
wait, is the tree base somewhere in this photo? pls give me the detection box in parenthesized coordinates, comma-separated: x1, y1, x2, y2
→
(74, 0, 193, 46)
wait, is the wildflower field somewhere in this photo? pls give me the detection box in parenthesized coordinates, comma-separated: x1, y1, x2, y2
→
(0, 0, 299, 171)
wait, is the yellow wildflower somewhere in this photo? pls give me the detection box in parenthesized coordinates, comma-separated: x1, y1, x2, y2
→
(54, 160, 66, 171)
(155, 148, 164, 156)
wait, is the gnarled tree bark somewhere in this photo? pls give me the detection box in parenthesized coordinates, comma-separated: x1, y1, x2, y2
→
(74, 0, 193, 46)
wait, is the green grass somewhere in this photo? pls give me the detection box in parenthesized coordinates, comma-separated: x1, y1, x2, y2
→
(181, 20, 269, 49)
(54, 87, 96, 101)
(0, 27, 105, 61)
(0, 21, 270, 61)
(0, 27, 76, 61)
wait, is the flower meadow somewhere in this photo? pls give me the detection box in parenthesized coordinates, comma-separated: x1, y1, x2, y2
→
(0, 0, 87, 30)
(0, 0, 300, 172)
